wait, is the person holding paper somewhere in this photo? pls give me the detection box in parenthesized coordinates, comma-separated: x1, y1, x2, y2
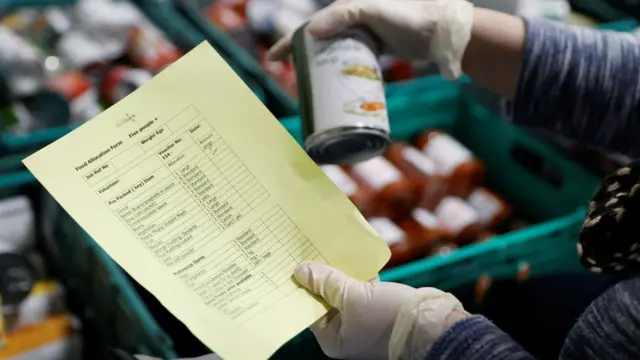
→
(130, 1, 640, 358)
(264, 1, 640, 360)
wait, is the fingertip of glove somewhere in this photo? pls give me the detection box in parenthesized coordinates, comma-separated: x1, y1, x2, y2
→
(294, 261, 313, 287)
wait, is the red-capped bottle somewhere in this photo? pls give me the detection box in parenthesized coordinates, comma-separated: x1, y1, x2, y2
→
(415, 130, 485, 198)
(320, 164, 378, 218)
(385, 142, 447, 210)
(435, 196, 482, 245)
(368, 217, 415, 268)
(348, 156, 416, 218)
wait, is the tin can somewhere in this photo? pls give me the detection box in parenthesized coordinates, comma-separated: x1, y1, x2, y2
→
(101, 66, 153, 105)
(292, 24, 390, 165)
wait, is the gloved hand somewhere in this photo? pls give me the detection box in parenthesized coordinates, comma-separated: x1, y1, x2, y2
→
(267, 0, 475, 80)
(135, 355, 221, 360)
(294, 261, 468, 360)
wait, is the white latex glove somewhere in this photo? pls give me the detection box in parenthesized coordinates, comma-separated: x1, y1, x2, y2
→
(267, 0, 475, 80)
(135, 355, 221, 360)
(294, 261, 467, 360)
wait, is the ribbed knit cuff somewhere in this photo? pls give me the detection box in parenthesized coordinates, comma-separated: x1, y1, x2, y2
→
(425, 315, 533, 360)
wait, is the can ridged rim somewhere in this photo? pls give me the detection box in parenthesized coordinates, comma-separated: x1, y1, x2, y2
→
(305, 126, 391, 165)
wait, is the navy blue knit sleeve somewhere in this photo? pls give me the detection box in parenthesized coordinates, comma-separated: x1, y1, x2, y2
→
(560, 276, 640, 359)
(425, 315, 534, 360)
(511, 18, 640, 157)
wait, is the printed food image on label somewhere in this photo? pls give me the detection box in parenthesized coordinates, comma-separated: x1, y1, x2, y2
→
(343, 99, 386, 117)
(340, 64, 381, 80)
(320, 165, 358, 197)
(368, 217, 405, 246)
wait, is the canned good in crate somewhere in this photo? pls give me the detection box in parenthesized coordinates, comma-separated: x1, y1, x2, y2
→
(292, 24, 390, 165)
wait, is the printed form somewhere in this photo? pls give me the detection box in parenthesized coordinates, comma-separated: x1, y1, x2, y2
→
(23, 43, 390, 359)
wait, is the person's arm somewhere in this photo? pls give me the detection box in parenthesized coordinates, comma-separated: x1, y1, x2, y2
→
(426, 315, 536, 360)
(462, 8, 526, 100)
(560, 277, 640, 359)
(464, 12, 640, 156)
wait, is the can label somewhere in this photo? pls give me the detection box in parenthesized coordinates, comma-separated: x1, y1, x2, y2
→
(320, 165, 358, 197)
(412, 208, 439, 229)
(423, 134, 472, 176)
(402, 146, 436, 176)
(436, 197, 479, 235)
(352, 157, 402, 191)
(468, 188, 501, 225)
(368, 217, 404, 246)
(302, 28, 389, 133)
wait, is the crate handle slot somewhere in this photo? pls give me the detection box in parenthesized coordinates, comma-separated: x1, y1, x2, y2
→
(510, 142, 564, 188)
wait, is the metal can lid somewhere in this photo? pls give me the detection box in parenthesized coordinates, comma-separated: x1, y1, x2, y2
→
(305, 127, 391, 165)
(0, 253, 35, 307)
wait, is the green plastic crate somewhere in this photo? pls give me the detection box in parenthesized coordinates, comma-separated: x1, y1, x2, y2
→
(0, 171, 177, 359)
(271, 75, 601, 359)
(280, 75, 600, 289)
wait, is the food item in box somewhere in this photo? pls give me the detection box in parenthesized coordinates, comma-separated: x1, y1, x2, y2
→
(0, 254, 36, 331)
(0, 26, 46, 97)
(15, 280, 65, 328)
(434, 196, 482, 245)
(6, 8, 73, 56)
(385, 142, 447, 209)
(0, 314, 81, 360)
(467, 187, 512, 230)
(368, 217, 415, 268)
(126, 24, 182, 73)
(101, 66, 153, 105)
(0, 295, 4, 348)
(259, 47, 297, 97)
(0, 196, 35, 254)
(56, 30, 112, 70)
(205, 1, 258, 56)
(349, 156, 415, 217)
(399, 207, 449, 254)
(320, 164, 377, 217)
(292, 24, 390, 164)
(46, 71, 102, 124)
(380, 56, 415, 82)
(416, 130, 485, 198)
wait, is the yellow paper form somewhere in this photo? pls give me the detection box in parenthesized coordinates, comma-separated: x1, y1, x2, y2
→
(23, 42, 390, 359)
